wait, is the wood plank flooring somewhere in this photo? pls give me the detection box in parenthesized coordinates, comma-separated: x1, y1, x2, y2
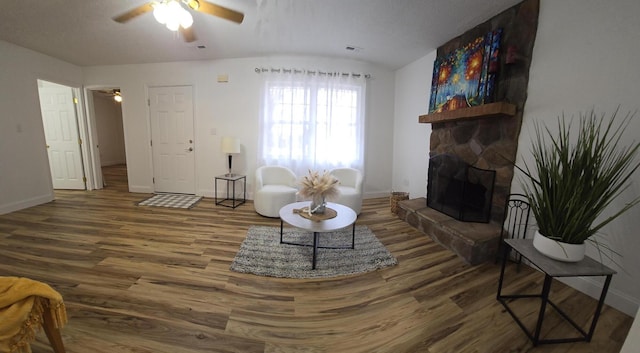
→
(0, 165, 632, 353)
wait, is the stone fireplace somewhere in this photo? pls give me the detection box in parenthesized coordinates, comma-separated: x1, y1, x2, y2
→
(427, 106, 521, 224)
(395, 0, 539, 265)
(427, 154, 495, 223)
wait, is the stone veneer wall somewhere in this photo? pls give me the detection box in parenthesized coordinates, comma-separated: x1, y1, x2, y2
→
(428, 0, 539, 223)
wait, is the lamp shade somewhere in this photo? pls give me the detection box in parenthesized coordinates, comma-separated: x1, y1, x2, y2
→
(221, 137, 240, 154)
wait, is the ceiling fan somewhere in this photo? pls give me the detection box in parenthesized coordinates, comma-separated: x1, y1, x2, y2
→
(95, 89, 123, 102)
(112, 0, 244, 43)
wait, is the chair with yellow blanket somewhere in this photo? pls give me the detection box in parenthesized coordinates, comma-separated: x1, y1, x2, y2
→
(0, 277, 67, 353)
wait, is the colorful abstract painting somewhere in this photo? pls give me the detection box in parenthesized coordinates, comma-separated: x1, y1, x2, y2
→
(428, 29, 502, 113)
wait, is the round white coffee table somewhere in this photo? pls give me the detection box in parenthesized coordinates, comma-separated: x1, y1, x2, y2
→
(279, 201, 357, 270)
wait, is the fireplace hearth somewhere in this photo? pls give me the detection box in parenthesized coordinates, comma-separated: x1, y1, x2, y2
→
(427, 154, 496, 223)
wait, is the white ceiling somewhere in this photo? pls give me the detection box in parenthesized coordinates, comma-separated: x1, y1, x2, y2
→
(0, 0, 523, 70)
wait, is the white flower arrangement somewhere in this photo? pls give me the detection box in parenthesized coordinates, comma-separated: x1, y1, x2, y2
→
(299, 170, 339, 215)
(299, 170, 340, 200)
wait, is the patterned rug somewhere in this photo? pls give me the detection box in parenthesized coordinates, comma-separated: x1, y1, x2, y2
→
(137, 193, 203, 209)
(230, 225, 398, 278)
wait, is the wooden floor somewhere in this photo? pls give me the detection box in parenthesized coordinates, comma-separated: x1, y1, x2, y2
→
(0, 165, 632, 353)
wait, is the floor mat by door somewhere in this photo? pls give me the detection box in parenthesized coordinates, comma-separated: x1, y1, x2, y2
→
(137, 193, 202, 209)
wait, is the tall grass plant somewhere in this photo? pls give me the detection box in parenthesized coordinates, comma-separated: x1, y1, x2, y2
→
(518, 109, 640, 244)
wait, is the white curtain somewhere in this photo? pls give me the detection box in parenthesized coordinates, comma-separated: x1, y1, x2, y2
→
(258, 70, 367, 177)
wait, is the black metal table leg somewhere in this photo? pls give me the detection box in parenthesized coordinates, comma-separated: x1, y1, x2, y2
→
(231, 179, 236, 207)
(280, 219, 284, 243)
(351, 223, 356, 249)
(497, 240, 510, 299)
(312, 232, 318, 270)
(587, 274, 613, 341)
(533, 274, 553, 346)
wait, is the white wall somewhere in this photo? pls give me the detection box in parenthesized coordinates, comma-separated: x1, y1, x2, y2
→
(519, 0, 640, 316)
(0, 41, 83, 214)
(390, 0, 640, 318)
(92, 92, 126, 166)
(392, 52, 434, 199)
(82, 56, 396, 198)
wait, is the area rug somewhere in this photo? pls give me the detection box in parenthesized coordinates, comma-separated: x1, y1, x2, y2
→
(230, 225, 398, 278)
(137, 193, 202, 209)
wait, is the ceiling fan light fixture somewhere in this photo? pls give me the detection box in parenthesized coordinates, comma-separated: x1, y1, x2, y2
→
(152, 3, 168, 24)
(154, 0, 193, 31)
(166, 0, 182, 11)
(179, 8, 193, 28)
(187, 0, 200, 10)
(166, 17, 181, 31)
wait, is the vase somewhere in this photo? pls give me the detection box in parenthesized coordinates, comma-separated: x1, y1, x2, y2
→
(532, 230, 585, 262)
(309, 195, 326, 214)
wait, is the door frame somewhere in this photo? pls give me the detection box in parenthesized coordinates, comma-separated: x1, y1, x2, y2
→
(75, 85, 102, 190)
(84, 85, 128, 190)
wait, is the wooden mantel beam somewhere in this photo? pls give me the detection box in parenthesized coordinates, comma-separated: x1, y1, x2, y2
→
(419, 102, 517, 124)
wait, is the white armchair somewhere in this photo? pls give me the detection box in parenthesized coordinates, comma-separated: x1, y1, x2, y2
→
(330, 168, 364, 215)
(254, 166, 298, 217)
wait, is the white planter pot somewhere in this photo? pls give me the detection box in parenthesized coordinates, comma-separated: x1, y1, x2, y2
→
(532, 230, 586, 262)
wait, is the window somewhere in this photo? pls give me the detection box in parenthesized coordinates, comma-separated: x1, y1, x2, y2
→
(258, 71, 366, 176)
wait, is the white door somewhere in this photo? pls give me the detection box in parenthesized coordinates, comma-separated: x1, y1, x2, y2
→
(149, 86, 195, 194)
(38, 81, 86, 190)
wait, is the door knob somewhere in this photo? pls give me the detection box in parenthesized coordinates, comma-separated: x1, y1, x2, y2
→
(186, 147, 193, 152)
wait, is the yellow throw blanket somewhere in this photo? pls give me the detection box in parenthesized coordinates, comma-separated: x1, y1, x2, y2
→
(0, 277, 67, 353)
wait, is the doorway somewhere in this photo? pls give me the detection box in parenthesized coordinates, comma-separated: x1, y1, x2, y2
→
(37, 80, 86, 190)
(89, 89, 127, 188)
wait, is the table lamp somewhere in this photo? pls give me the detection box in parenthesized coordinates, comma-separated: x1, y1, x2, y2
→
(221, 137, 240, 176)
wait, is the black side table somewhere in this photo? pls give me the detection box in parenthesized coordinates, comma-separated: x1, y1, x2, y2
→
(497, 238, 615, 346)
(214, 174, 246, 208)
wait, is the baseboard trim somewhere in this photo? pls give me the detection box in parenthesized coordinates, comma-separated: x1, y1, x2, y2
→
(0, 193, 54, 215)
(129, 185, 154, 193)
(558, 276, 639, 317)
(364, 191, 393, 199)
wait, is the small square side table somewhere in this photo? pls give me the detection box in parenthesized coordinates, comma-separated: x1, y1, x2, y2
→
(214, 174, 246, 208)
(497, 238, 615, 346)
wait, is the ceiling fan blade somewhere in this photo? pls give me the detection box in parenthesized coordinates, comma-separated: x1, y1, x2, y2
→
(196, 1, 244, 24)
(112, 3, 154, 23)
(180, 27, 197, 43)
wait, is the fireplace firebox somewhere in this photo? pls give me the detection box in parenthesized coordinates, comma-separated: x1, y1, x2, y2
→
(427, 154, 496, 223)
